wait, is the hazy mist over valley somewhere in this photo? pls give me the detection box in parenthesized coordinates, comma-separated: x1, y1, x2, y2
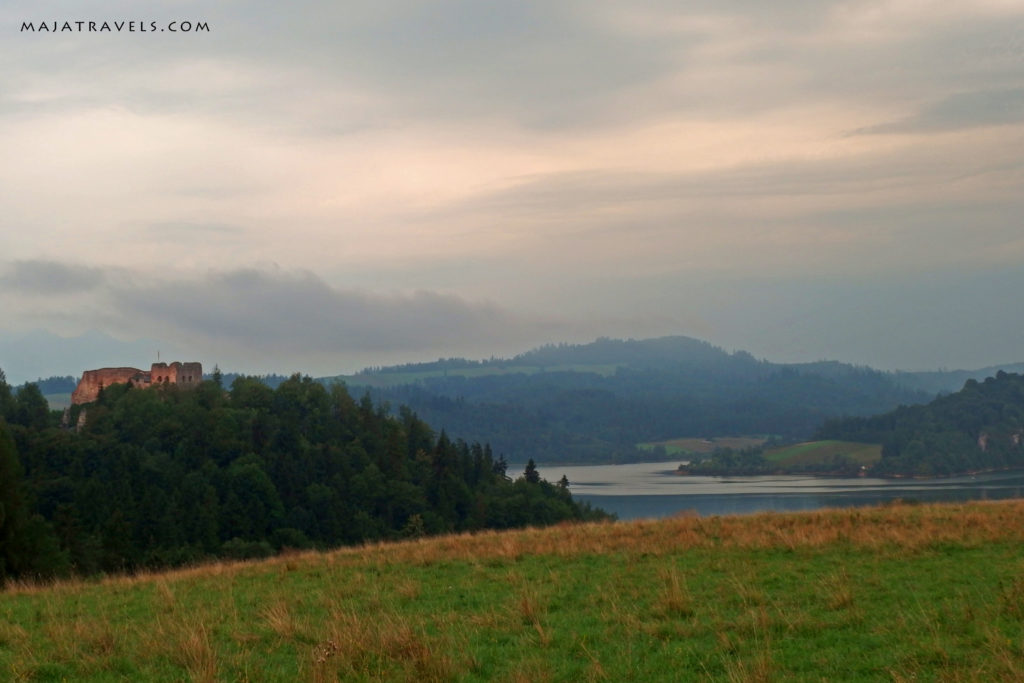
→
(5, 0, 1024, 483)
(2, 1, 1023, 384)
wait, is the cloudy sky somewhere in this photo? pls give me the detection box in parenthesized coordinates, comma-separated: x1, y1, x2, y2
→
(2, 1, 1023, 383)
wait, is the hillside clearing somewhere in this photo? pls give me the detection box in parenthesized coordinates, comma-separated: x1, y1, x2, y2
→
(765, 440, 883, 468)
(638, 436, 769, 457)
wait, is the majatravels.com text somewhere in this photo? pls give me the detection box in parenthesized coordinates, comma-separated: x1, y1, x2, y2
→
(21, 20, 209, 33)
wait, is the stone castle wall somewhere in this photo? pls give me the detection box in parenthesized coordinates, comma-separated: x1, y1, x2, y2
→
(71, 361, 203, 405)
(151, 361, 202, 386)
(71, 367, 147, 405)
(176, 362, 203, 386)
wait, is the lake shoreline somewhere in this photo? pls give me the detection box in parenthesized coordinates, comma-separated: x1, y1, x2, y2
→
(534, 461, 1024, 520)
(674, 464, 1024, 480)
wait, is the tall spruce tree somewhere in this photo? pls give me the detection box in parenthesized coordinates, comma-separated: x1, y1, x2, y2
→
(0, 421, 26, 579)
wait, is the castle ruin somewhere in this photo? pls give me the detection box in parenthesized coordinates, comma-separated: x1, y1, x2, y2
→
(71, 361, 203, 405)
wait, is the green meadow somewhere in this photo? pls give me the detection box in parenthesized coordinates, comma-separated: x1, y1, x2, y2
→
(2, 500, 1024, 681)
(638, 436, 769, 458)
(764, 440, 883, 468)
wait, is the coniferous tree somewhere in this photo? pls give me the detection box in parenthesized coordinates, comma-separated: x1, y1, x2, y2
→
(1, 373, 608, 577)
(0, 421, 26, 579)
(0, 420, 67, 581)
(0, 368, 14, 423)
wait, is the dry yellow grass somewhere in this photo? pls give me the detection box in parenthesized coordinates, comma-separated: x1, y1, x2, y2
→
(5, 499, 1023, 599)
(3, 500, 1023, 681)
(344, 498, 1024, 566)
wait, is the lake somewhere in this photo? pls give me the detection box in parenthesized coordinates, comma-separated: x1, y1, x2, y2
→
(530, 461, 1024, 520)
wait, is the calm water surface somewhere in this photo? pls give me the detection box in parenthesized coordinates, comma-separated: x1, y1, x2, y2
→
(531, 462, 1024, 520)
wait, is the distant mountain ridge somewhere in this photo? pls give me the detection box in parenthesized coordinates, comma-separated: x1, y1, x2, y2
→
(893, 364, 1024, 395)
(14, 334, 1024, 466)
(325, 336, 1024, 464)
(337, 337, 1022, 394)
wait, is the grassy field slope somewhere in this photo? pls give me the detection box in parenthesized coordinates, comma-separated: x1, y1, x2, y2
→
(765, 440, 883, 468)
(2, 501, 1023, 681)
(638, 436, 768, 457)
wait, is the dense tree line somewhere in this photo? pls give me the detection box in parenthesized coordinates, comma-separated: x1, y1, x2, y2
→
(348, 338, 933, 463)
(18, 375, 76, 395)
(214, 371, 289, 390)
(0, 370, 606, 583)
(682, 445, 867, 477)
(683, 446, 774, 476)
(818, 371, 1024, 476)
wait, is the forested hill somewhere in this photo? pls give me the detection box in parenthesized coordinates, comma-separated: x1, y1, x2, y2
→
(0, 371, 605, 583)
(893, 363, 1024, 395)
(817, 371, 1024, 476)
(331, 337, 936, 463)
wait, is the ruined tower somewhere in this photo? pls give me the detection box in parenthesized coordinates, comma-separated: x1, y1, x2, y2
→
(71, 361, 204, 405)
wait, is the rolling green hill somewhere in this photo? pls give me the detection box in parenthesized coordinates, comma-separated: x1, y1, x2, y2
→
(2, 500, 1023, 681)
(337, 362, 622, 388)
(331, 336, 936, 464)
